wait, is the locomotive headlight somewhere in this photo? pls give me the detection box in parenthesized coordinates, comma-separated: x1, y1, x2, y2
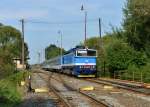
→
(80, 66, 83, 68)
(93, 65, 95, 68)
(92, 65, 95, 69)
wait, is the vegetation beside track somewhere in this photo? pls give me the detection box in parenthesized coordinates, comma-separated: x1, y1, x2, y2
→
(0, 71, 29, 107)
(0, 23, 29, 79)
(0, 23, 30, 106)
(83, 0, 150, 83)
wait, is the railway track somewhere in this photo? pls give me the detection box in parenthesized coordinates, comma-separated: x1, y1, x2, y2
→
(34, 69, 150, 95)
(40, 70, 150, 96)
(32, 69, 150, 107)
(35, 70, 111, 107)
(48, 79, 73, 107)
(33, 70, 72, 107)
(53, 74, 112, 107)
(86, 78, 150, 95)
(52, 71, 150, 95)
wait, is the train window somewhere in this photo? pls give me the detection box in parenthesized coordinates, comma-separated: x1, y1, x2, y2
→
(77, 50, 87, 56)
(87, 50, 96, 56)
(77, 50, 96, 56)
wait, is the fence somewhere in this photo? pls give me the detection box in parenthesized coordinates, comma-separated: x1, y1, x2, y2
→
(99, 69, 150, 83)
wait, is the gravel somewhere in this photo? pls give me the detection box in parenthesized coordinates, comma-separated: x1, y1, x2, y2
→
(18, 71, 57, 107)
(56, 73, 150, 107)
(20, 70, 150, 107)
(50, 77, 101, 107)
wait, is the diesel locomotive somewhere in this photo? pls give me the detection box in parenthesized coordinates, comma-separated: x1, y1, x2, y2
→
(42, 46, 97, 77)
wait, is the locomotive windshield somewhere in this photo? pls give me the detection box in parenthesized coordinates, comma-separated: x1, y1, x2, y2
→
(77, 50, 96, 57)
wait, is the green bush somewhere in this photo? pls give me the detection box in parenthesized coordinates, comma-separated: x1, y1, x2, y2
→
(106, 39, 133, 72)
(127, 64, 141, 80)
(105, 38, 147, 76)
(119, 63, 150, 82)
(131, 51, 147, 67)
(0, 80, 21, 104)
(0, 71, 28, 107)
(141, 63, 150, 82)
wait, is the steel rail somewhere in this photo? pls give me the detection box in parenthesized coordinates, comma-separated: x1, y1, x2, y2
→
(55, 73, 111, 107)
(79, 90, 113, 107)
(35, 71, 73, 107)
(86, 79, 150, 95)
(48, 79, 73, 107)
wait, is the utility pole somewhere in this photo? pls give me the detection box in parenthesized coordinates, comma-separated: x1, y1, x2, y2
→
(98, 18, 105, 76)
(85, 11, 87, 46)
(21, 19, 25, 69)
(99, 18, 102, 41)
(58, 30, 63, 72)
(81, 5, 87, 46)
(38, 52, 41, 64)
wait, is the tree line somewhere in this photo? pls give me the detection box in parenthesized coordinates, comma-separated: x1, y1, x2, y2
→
(86, 0, 150, 81)
(45, 44, 66, 60)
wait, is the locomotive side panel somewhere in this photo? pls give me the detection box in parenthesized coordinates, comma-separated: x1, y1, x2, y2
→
(62, 53, 75, 74)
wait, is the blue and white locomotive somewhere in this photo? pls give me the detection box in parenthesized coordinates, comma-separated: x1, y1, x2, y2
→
(42, 46, 97, 77)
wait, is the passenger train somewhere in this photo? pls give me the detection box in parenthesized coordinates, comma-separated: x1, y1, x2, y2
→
(42, 46, 97, 77)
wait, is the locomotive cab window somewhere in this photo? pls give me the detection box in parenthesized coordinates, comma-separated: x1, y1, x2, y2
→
(87, 50, 96, 56)
(77, 50, 96, 57)
(77, 50, 87, 56)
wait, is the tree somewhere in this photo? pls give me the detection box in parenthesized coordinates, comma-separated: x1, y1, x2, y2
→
(0, 24, 29, 77)
(0, 26, 21, 57)
(123, 0, 150, 55)
(45, 44, 66, 60)
(85, 36, 109, 76)
(0, 25, 29, 60)
(85, 37, 100, 49)
(106, 38, 147, 77)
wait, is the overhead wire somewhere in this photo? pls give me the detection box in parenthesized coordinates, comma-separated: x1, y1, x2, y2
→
(25, 18, 99, 25)
(22, 18, 111, 36)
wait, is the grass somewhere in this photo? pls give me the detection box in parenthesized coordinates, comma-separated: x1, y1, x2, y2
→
(99, 63, 150, 83)
(120, 63, 150, 83)
(0, 71, 28, 107)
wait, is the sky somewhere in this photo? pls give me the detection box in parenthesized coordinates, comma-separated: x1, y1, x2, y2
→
(0, 0, 126, 64)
